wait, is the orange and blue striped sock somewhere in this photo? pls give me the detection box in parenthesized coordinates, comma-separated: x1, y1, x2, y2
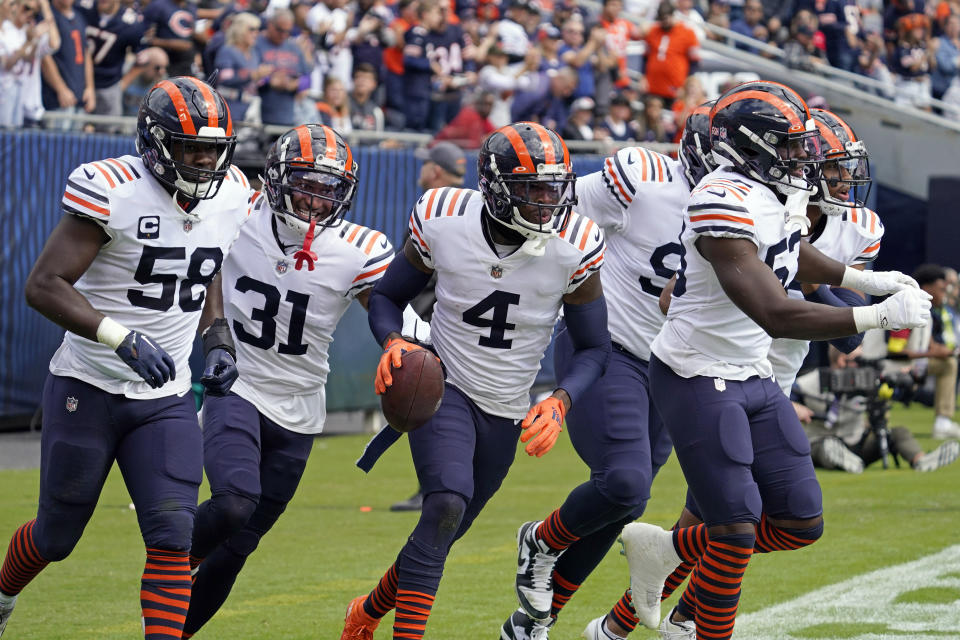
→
(550, 571, 580, 617)
(663, 523, 708, 600)
(753, 515, 822, 553)
(0, 520, 49, 596)
(694, 533, 753, 640)
(675, 562, 699, 620)
(393, 589, 434, 639)
(608, 589, 639, 633)
(536, 510, 579, 552)
(364, 562, 398, 618)
(140, 548, 191, 639)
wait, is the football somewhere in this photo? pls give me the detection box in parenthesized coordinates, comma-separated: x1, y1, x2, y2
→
(381, 349, 445, 432)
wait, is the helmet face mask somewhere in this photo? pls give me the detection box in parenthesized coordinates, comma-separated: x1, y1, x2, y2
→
(679, 101, 717, 188)
(710, 81, 824, 195)
(263, 125, 357, 237)
(479, 122, 576, 245)
(137, 77, 236, 204)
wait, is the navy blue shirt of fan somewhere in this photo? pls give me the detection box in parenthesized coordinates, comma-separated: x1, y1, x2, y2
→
(254, 33, 309, 126)
(41, 4, 89, 109)
(76, 0, 147, 89)
(142, 0, 197, 76)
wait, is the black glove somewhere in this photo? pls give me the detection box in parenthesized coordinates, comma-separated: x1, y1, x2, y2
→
(116, 331, 176, 388)
(200, 318, 238, 396)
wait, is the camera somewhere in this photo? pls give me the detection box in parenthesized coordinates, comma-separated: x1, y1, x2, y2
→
(819, 357, 919, 405)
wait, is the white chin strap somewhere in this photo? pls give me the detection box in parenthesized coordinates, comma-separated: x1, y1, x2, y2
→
(276, 211, 311, 238)
(784, 189, 812, 234)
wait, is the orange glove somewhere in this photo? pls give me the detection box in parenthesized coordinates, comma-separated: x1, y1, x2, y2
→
(520, 396, 566, 457)
(375, 337, 424, 395)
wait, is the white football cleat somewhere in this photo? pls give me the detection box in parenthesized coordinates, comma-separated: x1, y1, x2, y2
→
(501, 608, 553, 640)
(659, 607, 696, 639)
(0, 594, 17, 638)
(914, 440, 960, 472)
(581, 616, 608, 639)
(820, 437, 864, 473)
(515, 521, 563, 621)
(620, 523, 682, 629)
(932, 416, 960, 440)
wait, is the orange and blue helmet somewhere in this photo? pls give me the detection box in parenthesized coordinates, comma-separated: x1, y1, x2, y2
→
(263, 124, 358, 237)
(478, 122, 576, 246)
(679, 100, 717, 188)
(136, 76, 236, 202)
(709, 80, 822, 195)
(810, 108, 871, 216)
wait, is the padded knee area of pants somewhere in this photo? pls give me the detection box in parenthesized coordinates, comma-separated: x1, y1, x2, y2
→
(34, 522, 81, 561)
(597, 467, 650, 507)
(140, 508, 195, 552)
(46, 442, 110, 505)
(417, 492, 467, 549)
(785, 478, 824, 521)
(211, 492, 259, 536)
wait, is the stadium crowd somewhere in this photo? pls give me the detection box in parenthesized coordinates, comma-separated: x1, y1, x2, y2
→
(2, 0, 960, 137)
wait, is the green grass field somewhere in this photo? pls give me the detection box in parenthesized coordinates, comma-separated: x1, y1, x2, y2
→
(1, 403, 958, 639)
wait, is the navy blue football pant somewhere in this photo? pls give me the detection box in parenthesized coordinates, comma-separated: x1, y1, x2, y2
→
(31, 374, 202, 561)
(548, 326, 673, 589)
(649, 355, 823, 526)
(184, 392, 314, 635)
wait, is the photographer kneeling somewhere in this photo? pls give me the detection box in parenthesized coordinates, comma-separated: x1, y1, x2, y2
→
(793, 345, 960, 473)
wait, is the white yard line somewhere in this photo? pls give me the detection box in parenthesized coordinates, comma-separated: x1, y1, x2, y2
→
(734, 545, 960, 639)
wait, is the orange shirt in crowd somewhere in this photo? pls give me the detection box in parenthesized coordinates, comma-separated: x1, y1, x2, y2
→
(384, 16, 413, 75)
(602, 17, 640, 88)
(645, 22, 700, 100)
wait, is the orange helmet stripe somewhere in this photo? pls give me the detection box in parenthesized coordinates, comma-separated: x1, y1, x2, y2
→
(500, 125, 536, 173)
(156, 80, 196, 135)
(295, 125, 315, 163)
(814, 119, 843, 155)
(714, 89, 804, 131)
(529, 122, 556, 165)
(320, 125, 338, 160)
(186, 76, 218, 130)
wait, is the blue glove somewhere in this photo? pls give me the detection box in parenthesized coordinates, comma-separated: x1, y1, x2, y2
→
(201, 347, 238, 396)
(115, 331, 176, 388)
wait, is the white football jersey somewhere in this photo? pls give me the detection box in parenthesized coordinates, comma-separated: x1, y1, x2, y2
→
(576, 147, 690, 361)
(768, 206, 884, 393)
(652, 167, 802, 380)
(409, 187, 605, 419)
(224, 197, 393, 434)
(49, 156, 252, 399)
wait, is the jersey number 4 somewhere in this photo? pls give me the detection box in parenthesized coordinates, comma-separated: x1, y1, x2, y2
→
(462, 290, 520, 349)
(128, 246, 223, 312)
(232, 276, 310, 355)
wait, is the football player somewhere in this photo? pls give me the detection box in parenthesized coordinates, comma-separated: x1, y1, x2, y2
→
(614, 108, 886, 640)
(340, 122, 612, 640)
(616, 81, 931, 640)
(181, 125, 395, 637)
(0, 77, 249, 640)
(498, 104, 717, 640)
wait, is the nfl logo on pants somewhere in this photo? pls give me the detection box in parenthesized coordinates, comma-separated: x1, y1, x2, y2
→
(65, 396, 78, 412)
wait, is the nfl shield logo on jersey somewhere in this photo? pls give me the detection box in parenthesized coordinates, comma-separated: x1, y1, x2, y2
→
(65, 396, 78, 412)
(183, 220, 193, 233)
(276, 260, 289, 275)
(490, 265, 503, 279)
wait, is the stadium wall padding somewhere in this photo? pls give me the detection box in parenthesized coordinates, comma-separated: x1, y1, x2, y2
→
(0, 130, 606, 417)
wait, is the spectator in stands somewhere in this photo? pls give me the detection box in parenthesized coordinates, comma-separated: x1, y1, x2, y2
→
(414, 140, 466, 191)
(76, 0, 147, 124)
(706, 0, 732, 30)
(255, 8, 311, 126)
(349, 61, 384, 130)
(428, 1, 474, 132)
(730, 0, 770, 51)
(142, 0, 197, 77)
(559, 18, 610, 101)
(510, 63, 577, 129)
(215, 12, 270, 122)
(783, 12, 829, 70)
(306, 0, 352, 88)
(891, 13, 934, 109)
(41, 0, 94, 130)
(477, 44, 538, 126)
(932, 13, 960, 100)
(599, 0, 639, 90)
(638, 93, 676, 141)
(793, 345, 960, 474)
(497, 0, 532, 62)
(856, 26, 896, 97)
(432, 89, 496, 147)
(348, 0, 392, 83)
(1, 0, 58, 128)
(316, 73, 352, 130)
(762, 0, 795, 43)
(645, 0, 701, 104)
(562, 95, 595, 140)
(671, 73, 707, 135)
(598, 92, 641, 140)
(382, 0, 415, 129)
(549, 0, 577, 31)
(887, 264, 960, 439)
(675, 0, 707, 41)
(883, 0, 925, 51)
(121, 46, 167, 116)
(401, 0, 441, 131)
(537, 22, 563, 73)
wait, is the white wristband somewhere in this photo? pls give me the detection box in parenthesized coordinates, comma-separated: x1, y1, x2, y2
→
(840, 265, 864, 290)
(852, 305, 881, 332)
(96, 316, 130, 350)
